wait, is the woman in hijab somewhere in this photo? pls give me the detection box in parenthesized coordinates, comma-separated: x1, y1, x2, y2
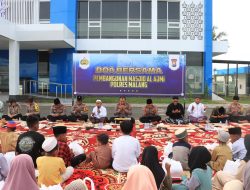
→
(141, 146, 165, 189)
(122, 165, 158, 190)
(173, 146, 212, 190)
(212, 134, 250, 190)
(2, 154, 39, 190)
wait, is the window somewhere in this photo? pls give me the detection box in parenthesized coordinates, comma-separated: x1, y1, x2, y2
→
(183, 52, 204, 93)
(102, 1, 127, 38)
(141, 1, 151, 39)
(157, 1, 180, 39)
(39, 1, 50, 23)
(89, 1, 101, 38)
(77, 0, 152, 39)
(78, 1, 88, 38)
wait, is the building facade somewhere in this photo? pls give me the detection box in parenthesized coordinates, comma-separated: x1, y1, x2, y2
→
(0, 0, 228, 97)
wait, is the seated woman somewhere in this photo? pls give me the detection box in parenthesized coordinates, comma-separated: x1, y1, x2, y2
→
(122, 165, 158, 190)
(227, 96, 244, 122)
(141, 146, 171, 189)
(2, 99, 22, 121)
(2, 154, 39, 190)
(210, 106, 229, 123)
(47, 98, 68, 122)
(172, 146, 212, 190)
(139, 99, 161, 124)
(21, 97, 40, 121)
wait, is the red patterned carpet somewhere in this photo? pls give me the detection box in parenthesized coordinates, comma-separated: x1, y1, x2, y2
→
(1, 121, 250, 190)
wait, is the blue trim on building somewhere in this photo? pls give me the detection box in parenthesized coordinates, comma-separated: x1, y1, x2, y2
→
(204, 0, 213, 95)
(0, 50, 38, 93)
(49, 49, 74, 93)
(215, 67, 250, 75)
(50, 0, 77, 34)
(0, 50, 38, 80)
(49, 0, 77, 93)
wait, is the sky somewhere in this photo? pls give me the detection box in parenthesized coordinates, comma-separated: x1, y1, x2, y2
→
(213, 0, 250, 69)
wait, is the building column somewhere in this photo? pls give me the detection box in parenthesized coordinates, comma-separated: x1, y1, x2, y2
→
(9, 40, 20, 96)
(151, 0, 157, 54)
(204, 0, 213, 96)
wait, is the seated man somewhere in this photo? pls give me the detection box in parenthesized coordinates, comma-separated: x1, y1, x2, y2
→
(166, 96, 184, 124)
(172, 128, 191, 170)
(210, 106, 229, 123)
(228, 127, 247, 160)
(21, 97, 40, 121)
(2, 99, 22, 121)
(68, 96, 88, 122)
(227, 96, 244, 122)
(110, 96, 134, 123)
(187, 96, 207, 123)
(47, 98, 68, 122)
(139, 99, 161, 123)
(90, 99, 108, 124)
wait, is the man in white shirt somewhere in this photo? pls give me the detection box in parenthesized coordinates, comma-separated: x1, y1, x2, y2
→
(228, 127, 247, 160)
(90, 100, 108, 123)
(112, 121, 140, 172)
(187, 97, 207, 123)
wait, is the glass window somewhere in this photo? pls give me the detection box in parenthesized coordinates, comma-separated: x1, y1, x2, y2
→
(89, 27, 100, 38)
(78, 1, 88, 38)
(183, 52, 204, 93)
(89, 1, 101, 20)
(157, 1, 180, 39)
(128, 27, 140, 39)
(157, 1, 167, 39)
(129, 1, 140, 20)
(168, 2, 180, 22)
(39, 1, 50, 22)
(141, 1, 151, 39)
(102, 1, 127, 38)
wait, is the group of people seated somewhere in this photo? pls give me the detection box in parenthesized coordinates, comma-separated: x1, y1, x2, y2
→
(0, 114, 250, 190)
(1, 95, 250, 125)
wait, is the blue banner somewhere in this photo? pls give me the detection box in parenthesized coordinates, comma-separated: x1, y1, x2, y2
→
(73, 54, 186, 96)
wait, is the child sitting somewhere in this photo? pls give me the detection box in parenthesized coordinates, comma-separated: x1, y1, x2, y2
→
(112, 121, 140, 172)
(53, 126, 86, 167)
(37, 137, 74, 187)
(210, 130, 232, 171)
(86, 133, 112, 169)
(172, 128, 192, 170)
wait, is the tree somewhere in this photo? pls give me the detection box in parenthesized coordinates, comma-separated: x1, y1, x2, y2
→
(213, 26, 227, 41)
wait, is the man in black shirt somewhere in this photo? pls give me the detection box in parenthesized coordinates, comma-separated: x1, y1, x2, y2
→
(16, 115, 45, 168)
(166, 96, 185, 124)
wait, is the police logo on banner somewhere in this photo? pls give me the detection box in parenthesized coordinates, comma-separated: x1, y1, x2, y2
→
(79, 55, 90, 69)
(169, 55, 180, 71)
